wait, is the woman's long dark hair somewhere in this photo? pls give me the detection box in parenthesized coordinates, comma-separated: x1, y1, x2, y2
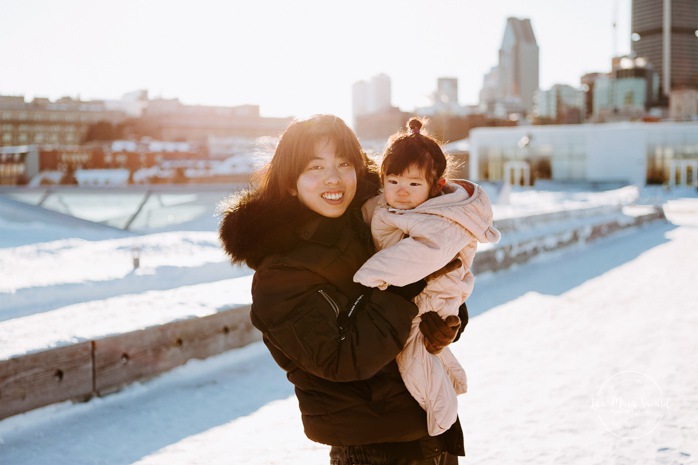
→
(253, 114, 375, 204)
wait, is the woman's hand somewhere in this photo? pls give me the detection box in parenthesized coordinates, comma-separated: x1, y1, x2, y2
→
(386, 279, 427, 301)
(419, 312, 461, 354)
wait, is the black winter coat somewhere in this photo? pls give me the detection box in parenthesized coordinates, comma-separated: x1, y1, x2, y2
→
(219, 174, 464, 455)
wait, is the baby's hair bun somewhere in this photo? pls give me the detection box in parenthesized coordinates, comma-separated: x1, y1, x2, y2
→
(407, 117, 423, 134)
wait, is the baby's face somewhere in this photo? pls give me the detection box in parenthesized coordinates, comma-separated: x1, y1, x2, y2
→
(383, 164, 431, 210)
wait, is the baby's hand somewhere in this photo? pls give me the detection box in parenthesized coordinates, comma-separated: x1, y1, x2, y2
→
(420, 312, 461, 354)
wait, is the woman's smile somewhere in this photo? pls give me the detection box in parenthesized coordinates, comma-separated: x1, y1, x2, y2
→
(322, 191, 345, 202)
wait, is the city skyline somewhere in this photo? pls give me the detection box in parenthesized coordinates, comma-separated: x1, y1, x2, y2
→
(1, 0, 632, 125)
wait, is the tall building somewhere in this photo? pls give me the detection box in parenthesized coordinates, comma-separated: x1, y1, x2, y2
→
(418, 78, 463, 115)
(351, 80, 370, 121)
(631, 0, 698, 98)
(436, 78, 459, 106)
(498, 17, 540, 113)
(368, 73, 392, 114)
(351, 73, 393, 127)
(478, 66, 501, 114)
(479, 17, 540, 116)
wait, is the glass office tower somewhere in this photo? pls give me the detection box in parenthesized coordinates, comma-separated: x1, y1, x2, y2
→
(631, 0, 698, 98)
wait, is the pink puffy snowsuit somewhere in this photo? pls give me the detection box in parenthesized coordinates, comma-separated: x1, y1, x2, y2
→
(355, 180, 501, 435)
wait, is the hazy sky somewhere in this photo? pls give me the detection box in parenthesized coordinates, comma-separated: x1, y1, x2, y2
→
(1, 0, 631, 125)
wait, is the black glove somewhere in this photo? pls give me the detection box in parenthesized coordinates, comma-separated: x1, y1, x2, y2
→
(419, 311, 461, 354)
(386, 279, 427, 302)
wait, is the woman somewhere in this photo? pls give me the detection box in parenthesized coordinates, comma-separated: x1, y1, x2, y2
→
(219, 114, 465, 464)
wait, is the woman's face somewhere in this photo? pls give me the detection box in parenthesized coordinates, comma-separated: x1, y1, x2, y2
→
(291, 138, 357, 218)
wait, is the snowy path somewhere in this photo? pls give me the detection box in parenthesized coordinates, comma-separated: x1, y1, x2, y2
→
(1, 211, 696, 465)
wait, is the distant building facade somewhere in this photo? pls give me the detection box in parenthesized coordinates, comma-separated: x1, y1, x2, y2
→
(354, 74, 517, 143)
(0, 96, 127, 147)
(0, 140, 207, 186)
(533, 84, 586, 124)
(416, 77, 472, 117)
(425, 114, 517, 144)
(0, 91, 294, 185)
(469, 121, 698, 186)
(136, 99, 291, 142)
(353, 107, 412, 141)
(589, 55, 661, 122)
(0, 145, 37, 185)
(670, 88, 698, 120)
(631, 0, 698, 99)
(0, 92, 293, 149)
(433, 78, 460, 113)
(581, 73, 605, 117)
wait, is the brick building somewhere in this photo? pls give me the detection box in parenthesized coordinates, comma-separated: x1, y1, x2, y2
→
(0, 96, 127, 147)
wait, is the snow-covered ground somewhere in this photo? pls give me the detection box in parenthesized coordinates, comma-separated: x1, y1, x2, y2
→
(0, 184, 697, 464)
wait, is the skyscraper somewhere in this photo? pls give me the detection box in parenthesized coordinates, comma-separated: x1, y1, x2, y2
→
(631, 0, 698, 98)
(478, 17, 540, 115)
(498, 17, 540, 113)
(368, 73, 392, 114)
(351, 73, 393, 127)
(436, 78, 459, 105)
(352, 73, 400, 134)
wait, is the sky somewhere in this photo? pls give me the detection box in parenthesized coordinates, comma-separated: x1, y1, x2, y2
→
(1, 185, 696, 464)
(1, 0, 631, 126)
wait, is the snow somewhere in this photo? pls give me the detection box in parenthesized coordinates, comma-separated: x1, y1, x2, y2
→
(1, 184, 697, 464)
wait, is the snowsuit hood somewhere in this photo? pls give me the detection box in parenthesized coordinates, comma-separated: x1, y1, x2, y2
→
(411, 180, 501, 245)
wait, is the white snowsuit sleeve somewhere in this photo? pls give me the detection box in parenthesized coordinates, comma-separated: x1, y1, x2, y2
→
(354, 210, 475, 290)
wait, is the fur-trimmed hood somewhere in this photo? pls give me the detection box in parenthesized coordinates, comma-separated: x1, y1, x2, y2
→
(218, 171, 380, 269)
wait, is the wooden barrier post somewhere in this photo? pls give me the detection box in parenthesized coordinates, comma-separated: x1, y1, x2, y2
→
(92, 306, 258, 396)
(0, 342, 93, 420)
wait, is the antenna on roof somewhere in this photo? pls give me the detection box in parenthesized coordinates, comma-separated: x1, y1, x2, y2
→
(612, 0, 619, 58)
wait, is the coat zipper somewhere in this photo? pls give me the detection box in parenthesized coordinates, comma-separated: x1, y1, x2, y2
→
(318, 289, 340, 318)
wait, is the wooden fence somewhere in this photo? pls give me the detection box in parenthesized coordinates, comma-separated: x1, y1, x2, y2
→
(0, 305, 258, 420)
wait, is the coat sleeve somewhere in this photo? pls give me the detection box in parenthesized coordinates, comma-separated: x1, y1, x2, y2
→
(250, 259, 419, 382)
(354, 214, 475, 289)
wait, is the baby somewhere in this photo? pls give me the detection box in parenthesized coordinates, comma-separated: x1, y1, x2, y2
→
(354, 117, 501, 435)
